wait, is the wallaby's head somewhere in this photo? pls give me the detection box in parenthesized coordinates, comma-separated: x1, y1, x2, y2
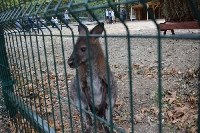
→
(68, 23, 104, 68)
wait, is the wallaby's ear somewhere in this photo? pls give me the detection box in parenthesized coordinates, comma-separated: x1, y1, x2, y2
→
(78, 24, 88, 34)
(90, 23, 104, 35)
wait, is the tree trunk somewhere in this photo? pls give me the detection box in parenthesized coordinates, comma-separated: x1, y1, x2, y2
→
(125, 3, 129, 19)
(161, 0, 200, 22)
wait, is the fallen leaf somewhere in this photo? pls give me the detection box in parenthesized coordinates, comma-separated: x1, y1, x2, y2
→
(173, 106, 188, 119)
(177, 70, 182, 74)
(48, 120, 54, 127)
(188, 68, 193, 76)
(46, 51, 52, 54)
(167, 53, 171, 56)
(141, 108, 148, 113)
(47, 108, 52, 114)
(147, 74, 154, 79)
(168, 97, 176, 104)
(150, 107, 159, 117)
(162, 107, 167, 112)
(134, 114, 144, 123)
(167, 111, 173, 121)
(115, 101, 123, 106)
(187, 95, 197, 104)
(133, 63, 140, 69)
(72, 115, 80, 121)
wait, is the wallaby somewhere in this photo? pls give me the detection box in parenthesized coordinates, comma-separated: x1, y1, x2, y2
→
(68, 23, 117, 133)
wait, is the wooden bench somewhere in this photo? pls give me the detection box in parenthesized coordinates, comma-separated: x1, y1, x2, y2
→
(159, 21, 200, 35)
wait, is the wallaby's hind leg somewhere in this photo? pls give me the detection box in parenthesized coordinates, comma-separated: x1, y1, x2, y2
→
(74, 102, 92, 133)
(71, 79, 93, 132)
(102, 123, 110, 133)
(96, 111, 110, 133)
(103, 99, 115, 133)
(96, 107, 110, 133)
(82, 107, 92, 133)
(76, 102, 92, 132)
(101, 109, 111, 133)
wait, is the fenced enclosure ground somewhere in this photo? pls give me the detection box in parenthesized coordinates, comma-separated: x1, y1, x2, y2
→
(0, 0, 200, 133)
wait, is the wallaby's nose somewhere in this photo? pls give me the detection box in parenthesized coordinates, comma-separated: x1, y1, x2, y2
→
(68, 59, 74, 68)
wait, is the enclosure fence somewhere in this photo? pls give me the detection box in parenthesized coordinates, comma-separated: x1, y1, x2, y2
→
(0, 0, 200, 133)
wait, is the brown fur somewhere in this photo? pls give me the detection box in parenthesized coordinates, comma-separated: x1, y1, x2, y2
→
(68, 23, 117, 133)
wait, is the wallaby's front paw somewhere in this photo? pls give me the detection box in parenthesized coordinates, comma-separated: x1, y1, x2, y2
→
(85, 128, 92, 133)
(96, 109, 105, 118)
(103, 125, 110, 133)
(96, 112, 104, 118)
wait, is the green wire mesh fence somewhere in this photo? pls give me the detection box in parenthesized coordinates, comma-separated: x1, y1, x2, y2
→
(0, 0, 199, 133)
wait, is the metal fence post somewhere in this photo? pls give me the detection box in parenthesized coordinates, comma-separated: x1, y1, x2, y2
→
(0, 24, 18, 118)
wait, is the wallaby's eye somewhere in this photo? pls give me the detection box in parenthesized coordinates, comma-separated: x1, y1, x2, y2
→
(81, 47, 86, 52)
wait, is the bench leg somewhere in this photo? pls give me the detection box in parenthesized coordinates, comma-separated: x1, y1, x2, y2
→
(162, 29, 175, 35)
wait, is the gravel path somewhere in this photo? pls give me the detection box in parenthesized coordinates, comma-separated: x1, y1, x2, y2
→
(6, 19, 200, 132)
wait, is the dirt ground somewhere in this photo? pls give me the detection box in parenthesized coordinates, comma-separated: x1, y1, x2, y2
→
(6, 19, 199, 132)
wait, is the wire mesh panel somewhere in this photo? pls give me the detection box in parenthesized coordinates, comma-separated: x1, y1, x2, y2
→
(0, 0, 199, 133)
(0, 85, 11, 133)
